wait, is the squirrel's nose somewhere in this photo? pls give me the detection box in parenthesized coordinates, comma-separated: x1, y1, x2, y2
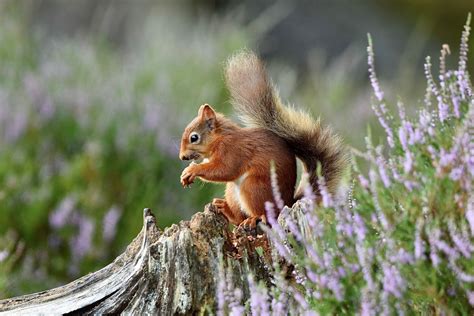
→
(180, 154, 190, 161)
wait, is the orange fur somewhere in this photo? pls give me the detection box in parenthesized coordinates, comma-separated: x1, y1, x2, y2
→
(179, 104, 296, 225)
(179, 51, 348, 227)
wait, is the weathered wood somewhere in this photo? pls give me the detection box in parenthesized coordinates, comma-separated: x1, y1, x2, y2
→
(0, 205, 271, 315)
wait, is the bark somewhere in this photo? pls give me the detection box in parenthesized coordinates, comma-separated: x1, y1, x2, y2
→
(0, 205, 272, 315)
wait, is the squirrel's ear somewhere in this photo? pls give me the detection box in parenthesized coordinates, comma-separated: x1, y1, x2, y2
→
(199, 104, 216, 130)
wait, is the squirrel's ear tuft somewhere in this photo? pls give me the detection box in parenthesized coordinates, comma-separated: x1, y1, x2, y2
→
(199, 104, 216, 130)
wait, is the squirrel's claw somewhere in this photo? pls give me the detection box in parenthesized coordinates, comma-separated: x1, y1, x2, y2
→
(180, 166, 196, 188)
(239, 216, 262, 230)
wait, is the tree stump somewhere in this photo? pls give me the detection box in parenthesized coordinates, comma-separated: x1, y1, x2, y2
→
(0, 205, 271, 315)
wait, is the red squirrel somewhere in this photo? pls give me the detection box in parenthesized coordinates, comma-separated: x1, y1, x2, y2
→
(179, 51, 348, 228)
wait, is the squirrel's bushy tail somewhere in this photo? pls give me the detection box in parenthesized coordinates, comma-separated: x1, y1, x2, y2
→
(225, 50, 349, 197)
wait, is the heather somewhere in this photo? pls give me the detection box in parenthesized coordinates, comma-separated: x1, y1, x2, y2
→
(0, 2, 472, 312)
(217, 14, 474, 314)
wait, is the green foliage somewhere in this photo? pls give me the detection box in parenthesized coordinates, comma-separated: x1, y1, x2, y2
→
(0, 4, 249, 297)
(218, 14, 474, 315)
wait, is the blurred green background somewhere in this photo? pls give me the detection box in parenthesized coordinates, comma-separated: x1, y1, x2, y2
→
(0, 0, 472, 298)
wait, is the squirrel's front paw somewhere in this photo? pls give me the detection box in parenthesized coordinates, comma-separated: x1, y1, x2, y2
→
(180, 165, 197, 188)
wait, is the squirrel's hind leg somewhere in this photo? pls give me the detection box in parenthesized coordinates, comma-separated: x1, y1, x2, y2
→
(238, 176, 271, 230)
(212, 183, 246, 225)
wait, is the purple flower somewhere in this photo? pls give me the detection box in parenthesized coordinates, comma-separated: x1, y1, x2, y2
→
(398, 125, 408, 149)
(220, 264, 247, 316)
(439, 44, 450, 86)
(369, 170, 392, 232)
(270, 236, 291, 260)
(335, 205, 353, 237)
(265, 201, 278, 228)
(5, 110, 28, 143)
(448, 220, 472, 258)
(358, 175, 369, 189)
(73, 217, 94, 258)
(393, 248, 414, 265)
(397, 100, 407, 120)
(395, 303, 405, 316)
(304, 208, 324, 239)
(458, 14, 471, 82)
(424, 56, 448, 122)
(389, 158, 402, 182)
(360, 288, 375, 316)
(141, 99, 179, 156)
(424, 56, 437, 99)
(306, 269, 319, 284)
(381, 291, 390, 316)
(414, 220, 425, 260)
(306, 244, 324, 267)
(285, 217, 303, 242)
(449, 166, 464, 181)
(367, 36, 385, 102)
(248, 275, 270, 316)
(466, 197, 474, 236)
(337, 267, 346, 278)
(437, 95, 449, 123)
(70, 215, 94, 259)
(270, 164, 285, 210)
(353, 212, 367, 241)
(271, 292, 288, 316)
(262, 220, 291, 260)
(467, 290, 474, 306)
(398, 104, 421, 145)
(327, 275, 344, 301)
(292, 290, 309, 310)
(411, 127, 424, 145)
(216, 260, 227, 316)
(463, 106, 474, 177)
(49, 197, 76, 228)
(382, 262, 405, 298)
(317, 175, 333, 208)
(322, 251, 334, 269)
(418, 109, 434, 136)
(356, 243, 375, 291)
(403, 180, 417, 192)
(229, 288, 245, 316)
(301, 172, 316, 203)
(102, 206, 122, 242)
(403, 121, 416, 149)
(449, 257, 474, 283)
(374, 148, 391, 188)
(435, 237, 459, 259)
(439, 148, 456, 167)
(403, 151, 413, 174)
(428, 229, 441, 268)
(372, 104, 395, 148)
(264, 202, 286, 241)
(0, 250, 8, 263)
(450, 87, 461, 118)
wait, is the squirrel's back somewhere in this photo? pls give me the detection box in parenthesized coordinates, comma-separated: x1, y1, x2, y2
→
(225, 51, 349, 197)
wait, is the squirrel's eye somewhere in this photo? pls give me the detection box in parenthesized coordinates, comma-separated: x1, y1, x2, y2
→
(189, 132, 200, 144)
